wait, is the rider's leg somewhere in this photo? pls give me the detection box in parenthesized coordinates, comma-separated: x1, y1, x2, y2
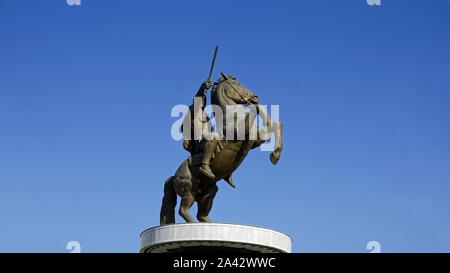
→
(199, 132, 219, 179)
(199, 139, 218, 179)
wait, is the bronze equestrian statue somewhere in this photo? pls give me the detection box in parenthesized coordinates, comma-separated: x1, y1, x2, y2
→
(160, 50, 283, 225)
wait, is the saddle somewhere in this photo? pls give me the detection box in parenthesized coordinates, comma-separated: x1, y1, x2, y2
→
(187, 141, 236, 188)
(187, 140, 225, 166)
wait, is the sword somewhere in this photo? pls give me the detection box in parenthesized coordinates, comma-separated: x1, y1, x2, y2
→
(208, 45, 219, 81)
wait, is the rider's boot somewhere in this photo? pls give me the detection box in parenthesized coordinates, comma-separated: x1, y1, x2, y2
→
(199, 140, 218, 180)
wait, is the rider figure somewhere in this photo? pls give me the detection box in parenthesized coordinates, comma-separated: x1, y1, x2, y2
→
(181, 78, 236, 187)
(183, 79, 219, 180)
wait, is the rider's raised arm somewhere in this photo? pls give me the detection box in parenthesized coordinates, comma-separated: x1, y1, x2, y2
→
(194, 79, 212, 97)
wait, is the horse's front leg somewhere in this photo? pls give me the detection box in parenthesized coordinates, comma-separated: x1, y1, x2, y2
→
(257, 105, 283, 164)
(270, 122, 282, 165)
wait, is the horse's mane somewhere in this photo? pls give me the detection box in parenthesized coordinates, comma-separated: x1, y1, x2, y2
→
(211, 73, 236, 107)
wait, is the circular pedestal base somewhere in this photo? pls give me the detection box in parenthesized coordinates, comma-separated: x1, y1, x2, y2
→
(140, 223, 292, 253)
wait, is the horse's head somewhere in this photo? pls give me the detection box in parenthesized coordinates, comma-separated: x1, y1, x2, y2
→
(212, 72, 259, 106)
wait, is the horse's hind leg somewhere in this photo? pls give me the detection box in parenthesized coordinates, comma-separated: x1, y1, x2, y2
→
(173, 160, 195, 223)
(160, 176, 176, 225)
(196, 184, 218, 223)
(179, 194, 195, 223)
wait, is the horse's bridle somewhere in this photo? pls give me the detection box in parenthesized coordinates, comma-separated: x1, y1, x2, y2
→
(223, 79, 257, 105)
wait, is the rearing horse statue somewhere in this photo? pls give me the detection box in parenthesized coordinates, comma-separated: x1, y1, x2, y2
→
(160, 73, 283, 224)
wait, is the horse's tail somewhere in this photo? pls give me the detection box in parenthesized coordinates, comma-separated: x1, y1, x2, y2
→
(160, 176, 177, 225)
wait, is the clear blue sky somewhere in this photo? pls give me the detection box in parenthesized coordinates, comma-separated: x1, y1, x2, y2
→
(1, 0, 449, 253)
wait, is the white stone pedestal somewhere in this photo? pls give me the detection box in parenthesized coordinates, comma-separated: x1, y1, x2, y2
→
(140, 223, 292, 253)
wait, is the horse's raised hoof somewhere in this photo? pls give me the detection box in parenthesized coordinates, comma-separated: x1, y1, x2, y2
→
(270, 152, 280, 165)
